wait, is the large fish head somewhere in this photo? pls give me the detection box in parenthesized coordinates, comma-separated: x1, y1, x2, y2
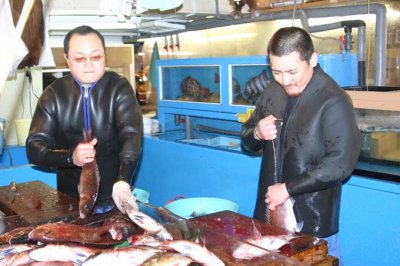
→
(28, 226, 53, 241)
(79, 197, 95, 219)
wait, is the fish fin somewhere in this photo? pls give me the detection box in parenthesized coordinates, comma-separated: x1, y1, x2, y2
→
(294, 221, 304, 232)
(251, 220, 262, 240)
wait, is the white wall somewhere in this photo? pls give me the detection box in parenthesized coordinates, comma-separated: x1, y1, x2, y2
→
(0, 67, 42, 146)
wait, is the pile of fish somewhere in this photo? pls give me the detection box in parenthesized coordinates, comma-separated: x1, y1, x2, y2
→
(0, 207, 225, 266)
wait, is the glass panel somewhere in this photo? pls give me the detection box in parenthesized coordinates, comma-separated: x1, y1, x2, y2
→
(356, 108, 400, 164)
(231, 64, 272, 105)
(160, 65, 221, 103)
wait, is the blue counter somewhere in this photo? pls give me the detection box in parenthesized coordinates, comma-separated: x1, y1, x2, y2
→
(135, 134, 400, 266)
(1, 141, 399, 265)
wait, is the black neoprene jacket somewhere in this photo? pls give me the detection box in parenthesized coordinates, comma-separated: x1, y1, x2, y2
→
(26, 71, 143, 201)
(241, 65, 360, 238)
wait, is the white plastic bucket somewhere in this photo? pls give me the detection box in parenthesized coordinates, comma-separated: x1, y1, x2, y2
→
(14, 119, 31, 146)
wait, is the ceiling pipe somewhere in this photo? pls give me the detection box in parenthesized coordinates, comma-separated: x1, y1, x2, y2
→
(300, 10, 367, 86)
(298, 4, 386, 86)
(199, 2, 386, 86)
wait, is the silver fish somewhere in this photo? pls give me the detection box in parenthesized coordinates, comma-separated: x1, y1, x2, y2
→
(270, 198, 303, 233)
(79, 130, 100, 219)
(125, 206, 173, 241)
(82, 246, 162, 266)
(0, 249, 35, 266)
(232, 221, 297, 260)
(129, 234, 162, 248)
(160, 240, 225, 266)
(23, 262, 77, 266)
(28, 244, 100, 264)
(0, 244, 37, 260)
(142, 252, 193, 266)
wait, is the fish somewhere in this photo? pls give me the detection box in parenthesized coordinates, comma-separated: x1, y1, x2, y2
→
(23, 262, 77, 266)
(81, 246, 162, 266)
(159, 240, 225, 266)
(142, 252, 193, 266)
(232, 241, 270, 260)
(103, 214, 137, 240)
(0, 249, 35, 266)
(270, 198, 303, 233)
(28, 222, 111, 244)
(0, 226, 36, 245)
(232, 221, 297, 260)
(124, 206, 173, 241)
(79, 129, 100, 219)
(28, 244, 101, 264)
(244, 69, 271, 104)
(0, 244, 37, 260)
(129, 234, 162, 248)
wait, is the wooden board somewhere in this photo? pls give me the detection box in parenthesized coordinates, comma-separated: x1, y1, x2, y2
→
(0, 180, 79, 232)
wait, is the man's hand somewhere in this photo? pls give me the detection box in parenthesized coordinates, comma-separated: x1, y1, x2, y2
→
(112, 180, 138, 214)
(254, 115, 280, 141)
(265, 183, 289, 211)
(72, 138, 97, 166)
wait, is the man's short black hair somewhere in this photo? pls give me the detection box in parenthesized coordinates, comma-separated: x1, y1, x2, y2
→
(267, 27, 315, 63)
(63, 25, 105, 54)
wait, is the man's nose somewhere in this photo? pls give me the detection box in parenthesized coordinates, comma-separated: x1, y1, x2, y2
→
(281, 73, 291, 86)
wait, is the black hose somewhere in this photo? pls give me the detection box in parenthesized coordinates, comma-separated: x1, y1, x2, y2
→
(196, 124, 241, 136)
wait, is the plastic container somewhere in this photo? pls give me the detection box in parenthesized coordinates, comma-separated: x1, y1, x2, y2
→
(14, 119, 31, 146)
(164, 197, 239, 219)
(133, 188, 150, 203)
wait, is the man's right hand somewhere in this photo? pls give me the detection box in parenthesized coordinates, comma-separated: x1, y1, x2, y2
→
(255, 115, 279, 141)
(72, 138, 97, 166)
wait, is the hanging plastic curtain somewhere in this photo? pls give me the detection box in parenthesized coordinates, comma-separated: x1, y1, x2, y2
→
(148, 42, 160, 90)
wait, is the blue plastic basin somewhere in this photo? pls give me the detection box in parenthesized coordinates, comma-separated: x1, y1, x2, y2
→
(164, 197, 239, 218)
(133, 188, 150, 203)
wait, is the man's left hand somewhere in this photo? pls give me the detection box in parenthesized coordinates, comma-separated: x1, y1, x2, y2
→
(112, 180, 138, 214)
(265, 183, 289, 211)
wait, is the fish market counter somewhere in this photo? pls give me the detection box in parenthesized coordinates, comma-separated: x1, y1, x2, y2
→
(0, 180, 335, 265)
(136, 133, 400, 266)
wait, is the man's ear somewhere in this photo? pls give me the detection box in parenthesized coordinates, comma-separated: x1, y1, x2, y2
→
(310, 52, 318, 67)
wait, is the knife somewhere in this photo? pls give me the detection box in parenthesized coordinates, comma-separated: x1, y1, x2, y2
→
(7, 181, 17, 203)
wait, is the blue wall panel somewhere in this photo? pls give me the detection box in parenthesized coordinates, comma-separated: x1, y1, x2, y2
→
(135, 135, 260, 217)
(340, 176, 400, 266)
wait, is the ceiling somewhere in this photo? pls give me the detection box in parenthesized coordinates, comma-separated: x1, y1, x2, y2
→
(46, 0, 360, 42)
(47, 0, 237, 41)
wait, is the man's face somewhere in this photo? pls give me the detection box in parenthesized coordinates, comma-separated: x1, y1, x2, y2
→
(270, 51, 317, 96)
(65, 33, 105, 84)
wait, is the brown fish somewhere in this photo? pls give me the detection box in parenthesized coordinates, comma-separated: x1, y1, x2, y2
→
(79, 130, 100, 219)
(28, 222, 110, 244)
(0, 226, 35, 244)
